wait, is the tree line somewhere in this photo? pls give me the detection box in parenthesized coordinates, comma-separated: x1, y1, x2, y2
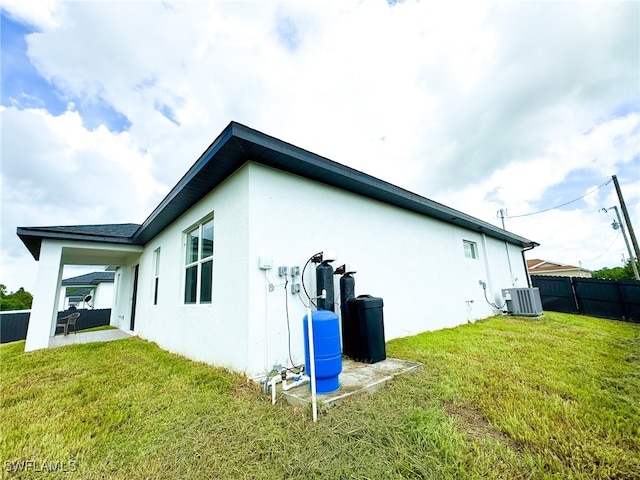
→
(591, 259, 640, 281)
(0, 285, 33, 311)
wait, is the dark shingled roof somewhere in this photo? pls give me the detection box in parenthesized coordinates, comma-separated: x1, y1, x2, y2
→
(17, 121, 538, 260)
(61, 271, 115, 286)
(17, 224, 140, 260)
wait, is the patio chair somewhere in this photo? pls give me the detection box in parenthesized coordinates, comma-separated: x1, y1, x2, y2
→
(56, 312, 80, 336)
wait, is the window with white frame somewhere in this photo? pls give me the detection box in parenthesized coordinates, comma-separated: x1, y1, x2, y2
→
(463, 240, 478, 259)
(184, 216, 214, 304)
(152, 248, 160, 305)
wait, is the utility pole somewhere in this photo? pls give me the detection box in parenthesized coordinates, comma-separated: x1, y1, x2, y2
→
(612, 175, 640, 266)
(498, 208, 507, 230)
(498, 209, 515, 285)
(603, 206, 640, 280)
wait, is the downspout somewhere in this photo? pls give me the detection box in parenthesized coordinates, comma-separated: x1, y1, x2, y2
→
(498, 210, 515, 286)
(521, 243, 538, 288)
(481, 234, 493, 296)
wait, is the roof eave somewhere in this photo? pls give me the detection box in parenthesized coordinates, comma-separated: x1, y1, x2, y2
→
(131, 121, 539, 249)
(18, 122, 539, 255)
(17, 227, 136, 261)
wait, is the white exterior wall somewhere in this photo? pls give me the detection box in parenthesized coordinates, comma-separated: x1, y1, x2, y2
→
(244, 164, 529, 375)
(117, 162, 529, 378)
(93, 283, 114, 309)
(128, 167, 251, 372)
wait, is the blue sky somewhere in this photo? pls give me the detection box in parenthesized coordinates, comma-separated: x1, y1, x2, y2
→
(1, 0, 638, 292)
(1, 12, 130, 131)
(2, 14, 66, 114)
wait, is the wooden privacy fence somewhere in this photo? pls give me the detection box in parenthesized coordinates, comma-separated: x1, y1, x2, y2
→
(531, 276, 640, 322)
(0, 308, 111, 344)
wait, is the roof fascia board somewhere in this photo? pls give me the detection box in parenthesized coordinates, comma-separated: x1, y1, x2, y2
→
(17, 227, 136, 244)
(17, 227, 138, 260)
(231, 123, 537, 248)
(130, 121, 537, 249)
(132, 123, 238, 242)
(19, 121, 537, 255)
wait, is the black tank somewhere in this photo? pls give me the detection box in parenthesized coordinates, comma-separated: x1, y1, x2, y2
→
(316, 261, 335, 311)
(340, 273, 356, 355)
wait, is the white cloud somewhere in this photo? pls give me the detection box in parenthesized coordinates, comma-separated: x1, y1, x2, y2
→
(1, 0, 63, 29)
(1, 0, 638, 292)
(1, 106, 166, 292)
(436, 110, 639, 271)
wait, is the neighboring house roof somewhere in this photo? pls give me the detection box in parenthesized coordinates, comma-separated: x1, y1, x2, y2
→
(527, 259, 590, 274)
(66, 287, 92, 300)
(18, 121, 539, 260)
(61, 271, 115, 286)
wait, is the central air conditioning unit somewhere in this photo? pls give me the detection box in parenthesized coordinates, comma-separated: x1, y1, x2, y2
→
(501, 288, 543, 317)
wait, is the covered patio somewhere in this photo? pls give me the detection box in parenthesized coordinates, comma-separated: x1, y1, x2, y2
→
(16, 226, 143, 353)
(49, 328, 135, 349)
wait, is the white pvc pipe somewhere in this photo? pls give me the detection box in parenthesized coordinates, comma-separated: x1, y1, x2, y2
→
(269, 372, 310, 404)
(283, 375, 309, 391)
(270, 374, 281, 405)
(270, 372, 292, 405)
(306, 305, 318, 423)
(264, 270, 270, 371)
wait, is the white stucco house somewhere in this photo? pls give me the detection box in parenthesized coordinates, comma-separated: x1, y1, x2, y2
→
(59, 271, 115, 310)
(18, 121, 539, 378)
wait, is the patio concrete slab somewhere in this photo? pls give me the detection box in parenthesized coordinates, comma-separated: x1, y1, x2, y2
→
(48, 329, 134, 349)
(282, 357, 422, 408)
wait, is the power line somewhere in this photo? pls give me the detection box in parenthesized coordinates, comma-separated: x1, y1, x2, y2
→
(509, 178, 612, 218)
(581, 231, 621, 264)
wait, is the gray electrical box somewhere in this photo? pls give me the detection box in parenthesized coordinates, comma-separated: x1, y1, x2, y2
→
(501, 288, 543, 317)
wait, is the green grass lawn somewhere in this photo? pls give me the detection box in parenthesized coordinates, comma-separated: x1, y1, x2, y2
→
(1, 312, 638, 479)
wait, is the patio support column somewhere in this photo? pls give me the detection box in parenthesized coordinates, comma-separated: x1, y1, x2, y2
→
(25, 241, 64, 351)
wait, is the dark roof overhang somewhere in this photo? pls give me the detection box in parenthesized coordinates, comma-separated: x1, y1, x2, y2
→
(17, 224, 140, 260)
(17, 121, 538, 260)
(132, 121, 539, 248)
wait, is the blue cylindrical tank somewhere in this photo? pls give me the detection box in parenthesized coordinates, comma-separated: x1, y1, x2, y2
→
(303, 310, 342, 394)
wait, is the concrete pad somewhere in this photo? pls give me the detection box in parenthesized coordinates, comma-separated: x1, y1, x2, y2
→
(48, 329, 134, 349)
(282, 357, 422, 408)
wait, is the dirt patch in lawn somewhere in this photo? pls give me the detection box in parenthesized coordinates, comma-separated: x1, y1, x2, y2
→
(443, 401, 523, 452)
